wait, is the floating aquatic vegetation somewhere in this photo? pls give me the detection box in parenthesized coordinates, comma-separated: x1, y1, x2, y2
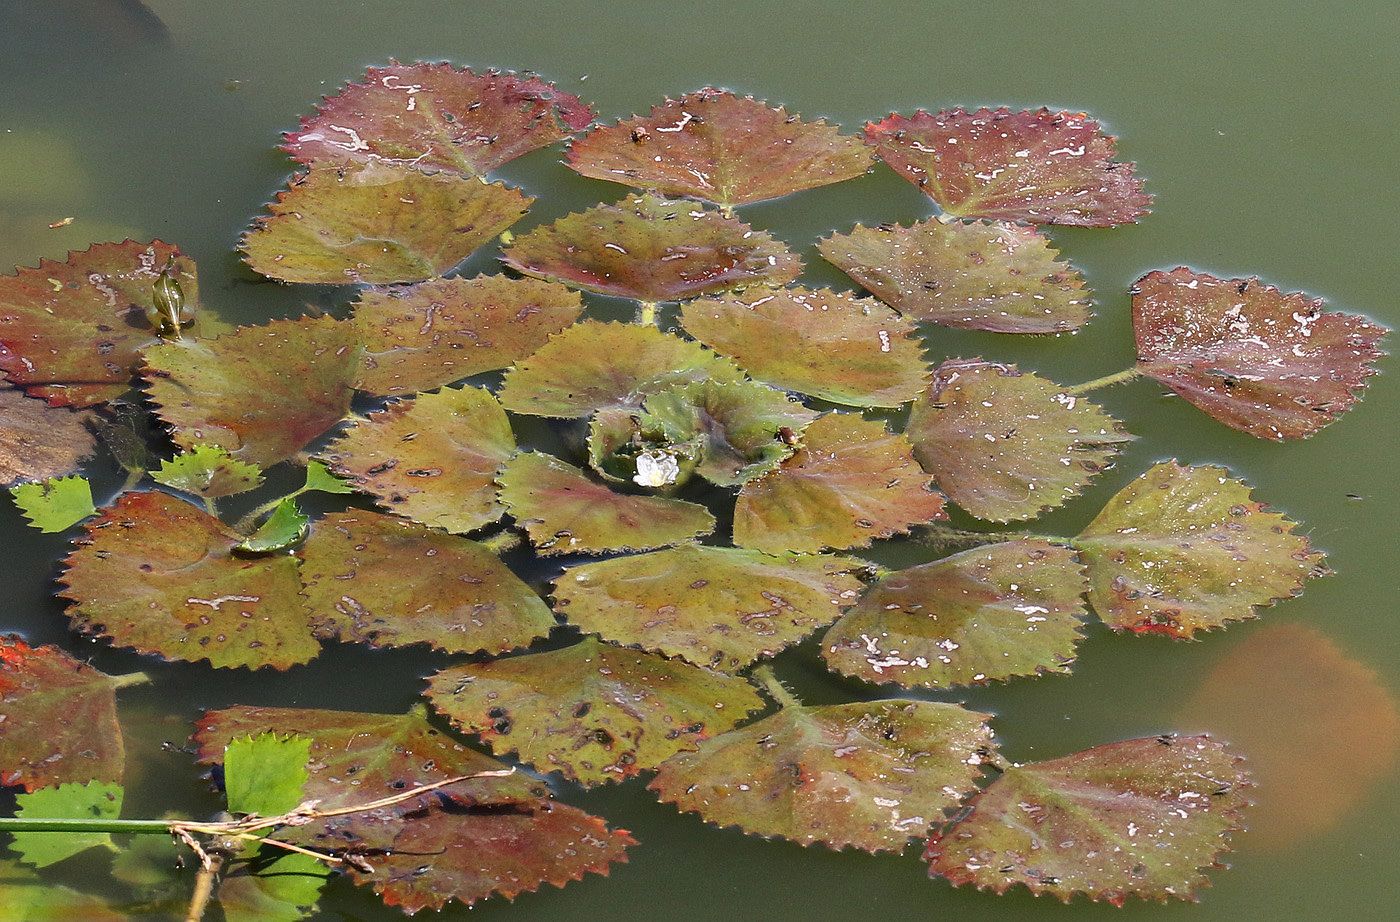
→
(0, 388, 95, 487)
(150, 444, 264, 499)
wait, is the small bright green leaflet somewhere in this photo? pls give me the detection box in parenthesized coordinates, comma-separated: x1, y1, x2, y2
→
(498, 451, 715, 555)
(302, 459, 352, 495)
(0, 860, 127, 922)
(241, 163, 532, 285)
(223, 733, 311, 816)
(565, 89, 872, 209)
(651, 700, 995, 852)
(906, 359, 1131, 522)
(553, 544, 867, 672)
(500, 193, 801, 301)
(498, 320, 744, 418)
(817, 218, 1091, 333)
(926, 735, 1250, 904)
(236, 498, 308, 554)
(351, 274, 584, 396)
(60, 491, 318, 670)
(143, 316, 362, 468)
(734, 413, 945, 554)
(426, 636, 764, 785)
(218, 851, 329, 922)
(298, 509, 555, 654)
(9, 781, 123, 868)
(1076, 461, 1325, 638)
(10, 475, 95, 533)
(823, 540, 1087, 688)
(151, 444, 263, 499)
(679, 287, 929, 408)
(321, 385, 515, 534)
(0, 389, 95, 488)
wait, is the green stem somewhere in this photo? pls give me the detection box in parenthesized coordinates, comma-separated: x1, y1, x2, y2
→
(0, 817, 175, 834)
(111, 671, 152, 690)
(199, 495, 218, 516)
(118, 468, 144, 494)
(753, 665, 800, 709)
(1065, 366, 1142, 395)
(637, 301, 658, 325)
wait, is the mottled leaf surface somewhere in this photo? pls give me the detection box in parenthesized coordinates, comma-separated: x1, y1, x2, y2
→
(500, 193, 801, 301)
(907, 360, 1131, 522)
(566, 88, 871, 208)
(1132, 268, 1387, 439)
(10, 781, 122, 867)
(143, 316, 360, 467)
(427, 636, 763, 785)
(553, 545, 866, 672)
(679, 287, 928, 407)
(865, 108, 1151, 226)
(151, 444, 263, 499)
(10, 475, 95, 533)
(824, 540, 1087, 688)
(498, 320, 743, 417)
(0, 389, 95, 487)
(0, 637, 124, 789)
(734, 413, 945, 554)
(242, 164, 531, 285)
(322, 385, 514, 534)
(1076, 461, 1325, 637)
(498, 451, 714, 555)
(299, 509, 554, 654)
(818, 218, 1090, 333)
(286, 62, 592, 177)
(59, 491, 318, 669)
(352, 274, 583, 396)
(926, 735, 1250, 904)
(652, 700, 995, 852)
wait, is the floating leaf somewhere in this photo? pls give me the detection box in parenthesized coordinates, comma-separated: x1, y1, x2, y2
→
(352, 274, 584, 396)
(823, 540, 1087, 688)
(241, 164, 532, 285)
(151, 444, 263, 499)
(321, 385, 514, 534)
(906, 359, 1131, 522)
(497, 451, 715, 555)
(733, 413, 945, 554)
(0, 240, 220, 407)
(223, 733, 311, 816)
(864, 108, 1151, 226)
(499, 320, 744, 417)
(143, 316, 361, 468)
(426, 636, 763, 785)
(926, 734, 1250, 904)
(553, 545, 867, 672)
(1076, 461, 1325, 637)
(817, 218, 1091, 333)
(586, 405, 701, 486)
(0, 861, 128, 921)
(0, 636, 126, 789)
(8, 782, 122, 868)
(1131, 268, 1388, 440)
(565, 88, 872, 208)
(285, 62, 593, 177)
(500, 193, 801, 301)
(301, 459, 352, 495)
(219, 851, 329, 922)
(0, 389, 95, 487)
(59, 491, 318, 669)
(10, 475, 95, 532)
(652, 699, 995, 852)
(298, 509, 555, 653)
(678, 287, 926, 407)
(87, 399, 156, 477)
(236, 499, 309, 554)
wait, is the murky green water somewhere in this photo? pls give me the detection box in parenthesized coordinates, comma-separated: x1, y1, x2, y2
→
(2, 1, 1398, 919)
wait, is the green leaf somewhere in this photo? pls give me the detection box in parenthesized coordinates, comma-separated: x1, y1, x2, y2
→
(236, 499, 308, 554)
(823, 540, 1087, 688)
(151, 444, 264, 499)
(651, 699, 996, 852)
(60, 491, 319, 669)
(500, 193, 801, 301)
(0, 860, 127, 921)
(241, 163, 533, 285)
(926, 735, 1250, 904)
(906, 359, 1132, 522)
(553, 544, 868, 672)
(678, 286, 929, 407)
(10, 475, 95, 533)
(0, 388, 95, 488)
(321, 385, 515, 534)
(733, 413, 945, 554)
(565, 89, 872, 209)
(218, 851, 330, 922)
(110, 833, 184, 888)
(1076, 461, 1326, 638)
(223, 733, 311, 816)
(497, 451, 715, 555)
(818, 217, 1091, 333)
(10, 781, 123, 867)
(426, 636, 764, 785)
(301, 459, 351, 495)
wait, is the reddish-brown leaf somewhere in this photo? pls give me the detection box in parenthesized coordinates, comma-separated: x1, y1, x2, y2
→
(0, 388, 95, 487)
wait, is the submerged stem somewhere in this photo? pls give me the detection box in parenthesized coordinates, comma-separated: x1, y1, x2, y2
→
(1065, 366, 1143, 395)
(234, 488, 305, 533)
(753, 665, 801, 709)
(184, 853, 223, 922)
(480, 530, 523, 555)
(111, 671, 152, 690)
